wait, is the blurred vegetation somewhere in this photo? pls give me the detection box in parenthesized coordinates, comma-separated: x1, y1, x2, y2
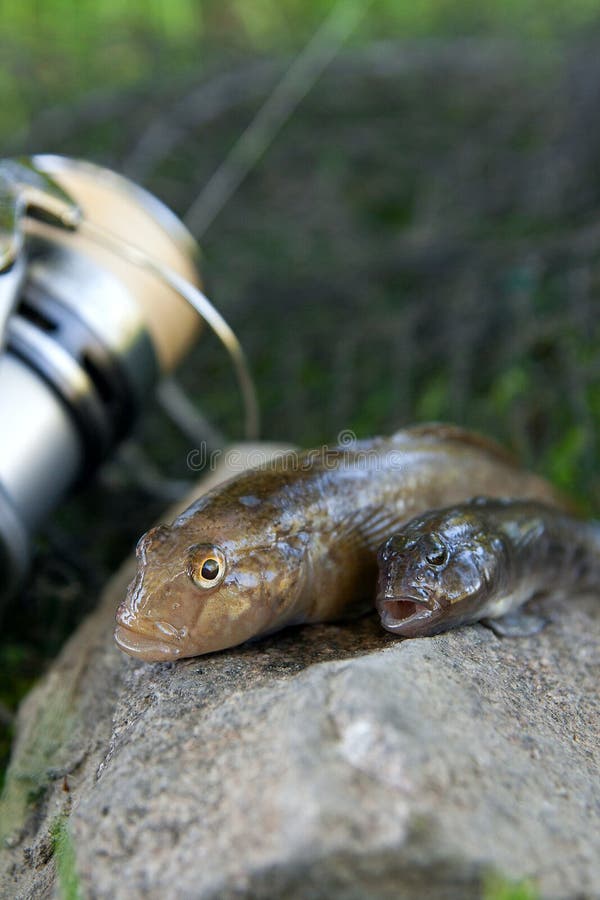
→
(50, 816, 82, 900)
(1, 0, 599, 793)
(484, 872, 539, 900)
(3, 0, 600, 137)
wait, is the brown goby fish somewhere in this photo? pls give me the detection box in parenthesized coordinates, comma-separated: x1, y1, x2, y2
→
(376, 498, 597, 638)
(115, 424, 569, 661)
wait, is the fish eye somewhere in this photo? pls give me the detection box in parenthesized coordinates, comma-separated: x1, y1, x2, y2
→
(201, 558, 220, 580)
(187, 544, 226, 590)
(425, 542, 448, 567)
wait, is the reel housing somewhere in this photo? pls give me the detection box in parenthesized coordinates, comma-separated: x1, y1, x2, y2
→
(0, 156, 249, 604)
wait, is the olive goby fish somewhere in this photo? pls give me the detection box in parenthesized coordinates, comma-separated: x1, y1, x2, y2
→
(376, 497, 597, 638)
(115, 424, 569, 662)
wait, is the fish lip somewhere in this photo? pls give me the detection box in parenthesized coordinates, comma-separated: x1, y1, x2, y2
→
(155, 620, 186, 640)
(377, 594, 436, 633)
(381, 590, 431, 606)
(114, 623, 183, 662)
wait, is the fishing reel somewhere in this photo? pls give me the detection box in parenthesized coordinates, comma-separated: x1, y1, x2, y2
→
(0, 156, 258, 605)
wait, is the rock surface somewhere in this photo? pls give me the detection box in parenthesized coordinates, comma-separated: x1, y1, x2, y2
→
(1, 449, 599, 900)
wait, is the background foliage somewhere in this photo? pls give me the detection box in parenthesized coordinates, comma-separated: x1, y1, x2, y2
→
(1, 0, 599, 801)
(3, 0, 600, 139)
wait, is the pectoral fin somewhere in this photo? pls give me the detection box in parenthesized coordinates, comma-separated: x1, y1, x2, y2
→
(333, 505, 410, 554)
(482, 610, 548, 637)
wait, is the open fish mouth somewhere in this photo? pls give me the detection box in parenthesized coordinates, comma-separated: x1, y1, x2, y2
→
(114, 623, 183, 661)
(377, 594, 435, 634)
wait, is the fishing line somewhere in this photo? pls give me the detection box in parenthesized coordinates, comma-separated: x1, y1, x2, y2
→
(3, 3, 370, 457)
(77, 216, 260, 440)
(154, 0, 368, 451)
(184, 0, 370, 236)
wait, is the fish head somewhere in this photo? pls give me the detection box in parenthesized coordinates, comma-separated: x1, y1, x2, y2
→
(115, 513, 307, 662)
(376, 507, 507, 637)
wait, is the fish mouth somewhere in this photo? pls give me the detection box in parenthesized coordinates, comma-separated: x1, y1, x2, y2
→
(377, 594, 436, 635)
(114, 623, 183, 662)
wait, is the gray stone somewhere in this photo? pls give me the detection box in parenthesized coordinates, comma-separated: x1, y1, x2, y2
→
(1, 448, 598, 899)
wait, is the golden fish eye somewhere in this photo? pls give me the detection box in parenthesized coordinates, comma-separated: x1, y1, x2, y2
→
(187, 544, 226, 589)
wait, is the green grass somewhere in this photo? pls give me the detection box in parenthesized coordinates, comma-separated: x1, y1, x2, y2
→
(0, 643, 39, 794)
(0, 657, 78, 844)
(50, 816, 82, 900)
(1, 0, 600, 139)
(484, 872, 539, 900)
(2, 0, 600, 49)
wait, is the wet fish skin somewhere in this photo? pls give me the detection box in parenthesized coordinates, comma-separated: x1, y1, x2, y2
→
(115, 424, 570, 662)
(376, 497, 599, 638)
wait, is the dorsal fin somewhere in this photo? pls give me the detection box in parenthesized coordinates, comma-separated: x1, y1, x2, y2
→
(393, 422, 519, 467)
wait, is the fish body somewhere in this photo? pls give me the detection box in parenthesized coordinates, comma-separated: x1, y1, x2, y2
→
(376, 497, 599, 637)
(115, 424, 569, 661)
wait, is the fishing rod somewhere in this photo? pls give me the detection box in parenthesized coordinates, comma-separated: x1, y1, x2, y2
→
(0, 154, 254, 604)
(0, 0, 367, 605)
